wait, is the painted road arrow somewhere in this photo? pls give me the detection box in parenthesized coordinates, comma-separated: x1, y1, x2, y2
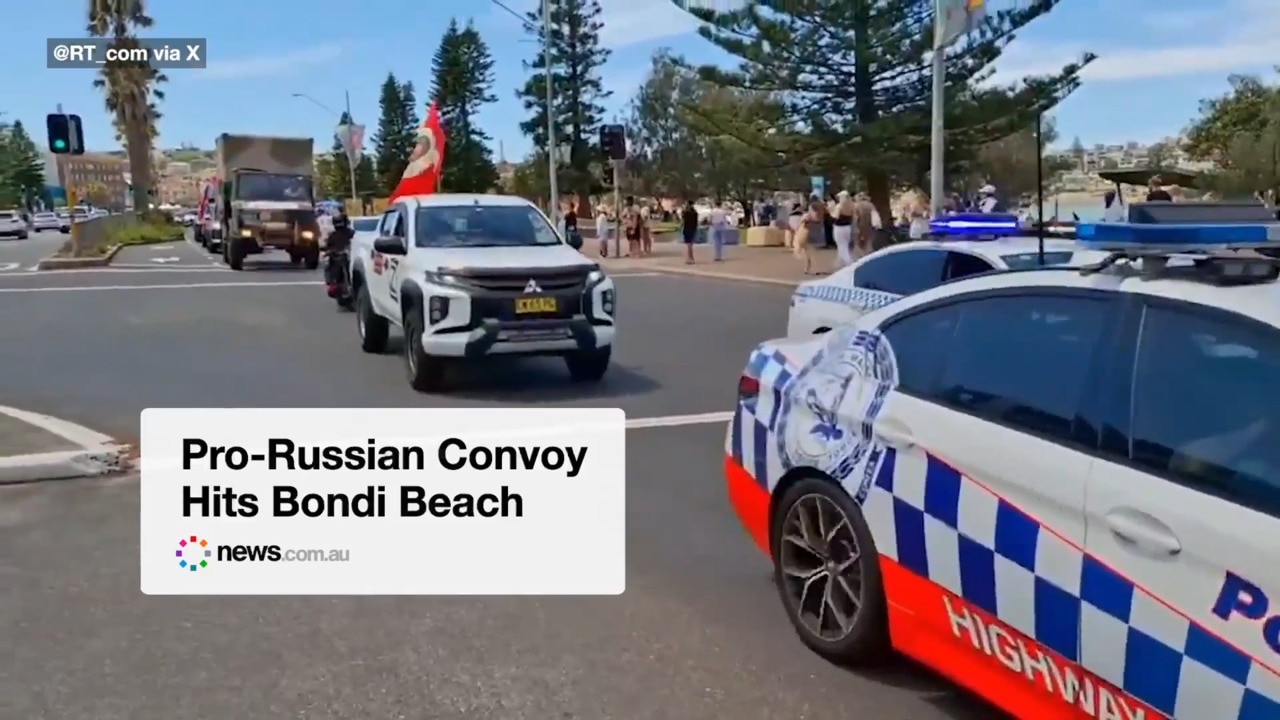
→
(0, 262, 19, 272)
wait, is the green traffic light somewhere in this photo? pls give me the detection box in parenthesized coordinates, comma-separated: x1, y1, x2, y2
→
(53, 139, 66, 150)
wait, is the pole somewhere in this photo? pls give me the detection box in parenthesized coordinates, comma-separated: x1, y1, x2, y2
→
(542, 0, 559, 228)
(1035, 113, 1045, 265)
(612, 160, 622, 258)
(344, 90, 358, 209)
(929, 48, 945, 217)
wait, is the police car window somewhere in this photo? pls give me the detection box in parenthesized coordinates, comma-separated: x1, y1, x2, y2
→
(1129, 306, 1280, 515)
(881, 305, 961, 394)
(943, 252, 994, 281)
(855, 250, 946, 295)
(935, 295, 1110, 441)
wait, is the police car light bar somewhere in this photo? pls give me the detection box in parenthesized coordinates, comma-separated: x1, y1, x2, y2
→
(929, 213, 1021, 238)
(1078, 222, 1280, 251)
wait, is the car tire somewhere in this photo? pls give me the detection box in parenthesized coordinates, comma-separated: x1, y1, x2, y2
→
(402, 307, 448, 392)
(18, 232, 27, 240)
(356, 284, 389, 353)
(770, 476, 890, 666)
(565, 346, 611, 382)
(227, 238, 245, 271)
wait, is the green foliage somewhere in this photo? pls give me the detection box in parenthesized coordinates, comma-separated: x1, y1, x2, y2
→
(432, 19, 499, 193)
(325, 111, 379, 199)
(372, 73, 421, 195)
(966, 116, 1072, 200)
(1198, 89, 1280, 199)
(0, 119, 47, 209)
(680, 0, 1092, 216)
(108, 218, 180, 246)
(1184, 73, 1280, 166)
(516, 0, 611, 197)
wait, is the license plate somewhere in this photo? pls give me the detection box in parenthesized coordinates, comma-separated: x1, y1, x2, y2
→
(515, 297, 557, 314)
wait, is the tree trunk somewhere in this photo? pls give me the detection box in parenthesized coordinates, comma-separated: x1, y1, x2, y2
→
(126, 124, 151, 214)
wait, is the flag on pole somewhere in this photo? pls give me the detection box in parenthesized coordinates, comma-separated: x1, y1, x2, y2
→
(335, 122, 366, 165)
(388, 103, 446, 202)
(935, 0, 985, 49)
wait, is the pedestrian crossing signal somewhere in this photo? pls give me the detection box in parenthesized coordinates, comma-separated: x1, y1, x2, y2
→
(46, 113, 85, 155)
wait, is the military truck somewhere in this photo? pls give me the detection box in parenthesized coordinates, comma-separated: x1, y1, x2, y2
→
(215, 134, 320, 270)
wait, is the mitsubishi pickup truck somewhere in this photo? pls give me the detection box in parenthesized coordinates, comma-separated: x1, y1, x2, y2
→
(349, 193, 616, 392)
(215, 134, 320, 270)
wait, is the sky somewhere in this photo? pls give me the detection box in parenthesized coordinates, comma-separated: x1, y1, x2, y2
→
(2, 0, 1279, 159)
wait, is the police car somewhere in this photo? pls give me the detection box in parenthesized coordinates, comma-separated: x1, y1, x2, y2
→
(726, 205, 1280, 719)
(787, 215, 1101, 337)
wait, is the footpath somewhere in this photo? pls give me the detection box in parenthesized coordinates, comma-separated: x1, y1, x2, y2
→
(0, 406, 129, 484)
(581, 239, 836, 286)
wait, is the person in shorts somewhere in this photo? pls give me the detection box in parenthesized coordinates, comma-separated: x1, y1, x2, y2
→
(596, 207, 612, 257)
(681, 199, 699, 264)
(623, 197, 641, 257)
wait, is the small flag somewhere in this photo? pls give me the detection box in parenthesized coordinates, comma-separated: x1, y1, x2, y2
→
(336, 123, 366, 165)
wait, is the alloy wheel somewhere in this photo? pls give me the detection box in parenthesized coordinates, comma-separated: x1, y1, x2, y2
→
(778, 493, 865, 641)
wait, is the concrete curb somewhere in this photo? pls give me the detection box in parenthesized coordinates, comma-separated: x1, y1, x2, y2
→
(644, 265, 800, 287)
(0, 406, 129, 485)
(36, 244, 123, 270)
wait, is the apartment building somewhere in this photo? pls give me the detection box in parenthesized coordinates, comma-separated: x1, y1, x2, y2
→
(56, 153, 129, 210)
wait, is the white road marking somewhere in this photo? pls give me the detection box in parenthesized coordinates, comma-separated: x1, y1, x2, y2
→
(0, 280, 322, 293)
(0, 262, 20, 272)
(0, 267, 232, 276)
(625, 411, 733, 429)
(150, 257, 181, 263)
(150, 245, 174, 250)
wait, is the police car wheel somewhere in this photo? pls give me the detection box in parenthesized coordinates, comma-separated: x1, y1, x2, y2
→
(771, 477, 889, 665)
(356, 285, 389, 353)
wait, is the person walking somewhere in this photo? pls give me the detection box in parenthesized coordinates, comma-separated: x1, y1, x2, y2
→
(709, 202, 729, 262)
(623, 197, 641, 257)
(853, 192, 876, 261)
(596, 206, 612, 257)
(794, 199, 825, 275)
(908, 194, 931, 240)
(832, 190, 855, 267)
(681, 199, 699, 264)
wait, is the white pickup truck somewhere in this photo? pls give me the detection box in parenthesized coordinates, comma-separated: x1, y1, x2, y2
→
(349, 193, 617, 392)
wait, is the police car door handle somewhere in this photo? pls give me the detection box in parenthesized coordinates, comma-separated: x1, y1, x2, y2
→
(874, 420, 915, 449)
(1104, 509, 1182, 555)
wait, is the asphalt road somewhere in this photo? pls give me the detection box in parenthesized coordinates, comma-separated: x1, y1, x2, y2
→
(0, 228, 69, 272)
(0, 265, 999, 719)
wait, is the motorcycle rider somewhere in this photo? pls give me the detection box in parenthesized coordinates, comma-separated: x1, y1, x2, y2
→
(324, 209, 355, 303)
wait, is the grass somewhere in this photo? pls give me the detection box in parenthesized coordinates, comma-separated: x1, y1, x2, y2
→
(55, 215, 182, 258)
(108, 220, 182, 247)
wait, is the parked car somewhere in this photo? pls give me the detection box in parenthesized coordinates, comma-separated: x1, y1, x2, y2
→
(0, 210, 29, 239)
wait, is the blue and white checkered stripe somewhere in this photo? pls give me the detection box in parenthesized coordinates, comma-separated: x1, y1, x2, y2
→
(794, 283, 901, 311)
(729, 349, 793, 489)
(862, 449, 1280, 719)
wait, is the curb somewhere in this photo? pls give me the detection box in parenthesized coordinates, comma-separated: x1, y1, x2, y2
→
(0, 406, 129, 485)
(644, 265, 800, 287)
(36, 244, 123, 271)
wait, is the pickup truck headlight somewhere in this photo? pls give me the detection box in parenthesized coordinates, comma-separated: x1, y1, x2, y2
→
(587, 269, 605, 286)
(423, 271, 467, 288)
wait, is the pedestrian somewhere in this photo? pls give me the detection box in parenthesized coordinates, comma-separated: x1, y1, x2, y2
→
(709, 201, 729, 262)
(908, 194, 930, 240)
(853, 192, 876, 261)
(681, 199, 699, 264)
(787, 200, 804, 248)
(1146, 176, 1173, 202)
(639, 203, 653, 256)
(795, 199, 825, 275)
(596, 206, 612, 257)
(977, 184, 1003, 213)
(623, 197, 641, 257)
(563, 199, 578, 237)
(832, 190, 855, 267)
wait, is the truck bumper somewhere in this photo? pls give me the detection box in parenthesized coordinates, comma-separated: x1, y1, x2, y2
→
(421, 321, 615, 358)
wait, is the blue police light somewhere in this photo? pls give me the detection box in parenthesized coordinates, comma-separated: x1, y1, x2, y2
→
(1078, 222, 1280, 251)
(928, 213, 1021, 239)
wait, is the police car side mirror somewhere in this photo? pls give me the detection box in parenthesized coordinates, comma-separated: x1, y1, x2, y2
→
(566, 232, 583, 250)
(373, 236, 406, 255)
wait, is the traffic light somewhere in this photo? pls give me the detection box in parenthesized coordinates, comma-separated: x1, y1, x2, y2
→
(599, 124, 626, 161)
(603, 164, 615, 186)
(46, 113, 85, 155)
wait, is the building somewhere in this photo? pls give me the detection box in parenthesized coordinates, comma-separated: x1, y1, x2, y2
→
(56, 153, 129, 210)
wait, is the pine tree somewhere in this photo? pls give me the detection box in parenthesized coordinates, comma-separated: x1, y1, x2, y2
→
(516, 0, 610, 198)
(7, 121, 46, 208)
(431, 19, 499, 193)
(372, 73, 420, 195)
(684, 0, 1093, 220)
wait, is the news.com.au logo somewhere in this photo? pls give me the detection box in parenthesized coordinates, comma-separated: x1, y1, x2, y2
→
(175, 535, 284, 571)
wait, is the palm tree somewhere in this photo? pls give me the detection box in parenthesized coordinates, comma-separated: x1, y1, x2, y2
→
(87, 0, 164, 212)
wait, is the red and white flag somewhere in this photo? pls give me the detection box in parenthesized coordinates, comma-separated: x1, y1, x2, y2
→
(388, 102, 446, 202)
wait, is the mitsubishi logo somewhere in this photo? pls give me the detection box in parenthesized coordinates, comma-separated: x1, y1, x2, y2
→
(523, 279, 542, 293)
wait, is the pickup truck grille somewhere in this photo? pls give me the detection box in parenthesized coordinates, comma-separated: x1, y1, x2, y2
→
(461, 270, 588, 293)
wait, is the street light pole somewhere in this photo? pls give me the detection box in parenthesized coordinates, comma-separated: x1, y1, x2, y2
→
(542, 0, 559, 227)
(344, 90, 358, 206)
(290, 91, 358, 205)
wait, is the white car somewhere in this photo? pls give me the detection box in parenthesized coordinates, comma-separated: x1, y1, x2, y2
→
(31, 212, 60, 232)
(0, 210, 28, 239)
(787, 229, 1102, 337)
(349, 194, 616, 392)
(724, 215, 1280, 720)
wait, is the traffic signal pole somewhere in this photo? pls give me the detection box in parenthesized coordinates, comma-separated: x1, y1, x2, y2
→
(55, 103, 84, 255)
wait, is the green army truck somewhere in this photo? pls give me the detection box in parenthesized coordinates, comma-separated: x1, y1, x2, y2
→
(215, 134, 320, 270)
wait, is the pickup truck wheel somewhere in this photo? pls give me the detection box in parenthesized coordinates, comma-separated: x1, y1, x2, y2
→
(403, 308, 448, 392)
(565, 347, 611, 382)
(356, 285, 389, 353)
(227, 238, 245, 271)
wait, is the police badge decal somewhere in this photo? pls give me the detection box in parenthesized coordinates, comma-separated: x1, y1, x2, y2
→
(775, 326, 898, 504)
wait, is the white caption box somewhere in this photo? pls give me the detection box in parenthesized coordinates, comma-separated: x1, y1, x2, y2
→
(140, 408, 626, 595)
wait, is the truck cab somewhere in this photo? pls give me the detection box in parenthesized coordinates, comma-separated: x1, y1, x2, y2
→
(214, 134, 320, 270)
(349, 194, 616, 392)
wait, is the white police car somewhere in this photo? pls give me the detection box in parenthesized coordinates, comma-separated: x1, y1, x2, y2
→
(726, 209, 1280, 719)
(787, 215, 1101, 337)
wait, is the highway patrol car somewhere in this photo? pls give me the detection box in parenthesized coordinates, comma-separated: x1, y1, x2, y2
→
(787, 215, 1101, 337)
(727, 206, 1280, 719)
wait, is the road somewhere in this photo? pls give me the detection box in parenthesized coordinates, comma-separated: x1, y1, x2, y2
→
(0, 257, 999, 719)
(0, 228, 70, 272)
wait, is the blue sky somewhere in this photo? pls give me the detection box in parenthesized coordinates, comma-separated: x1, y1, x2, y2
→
(3, 0, 1278, 158)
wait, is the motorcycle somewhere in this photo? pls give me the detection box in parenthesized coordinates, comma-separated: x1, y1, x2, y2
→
(324, 247, 353, 310)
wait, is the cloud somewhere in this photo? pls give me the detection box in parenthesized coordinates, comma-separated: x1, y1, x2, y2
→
(200, 43, 348, 81)
(596, 0, 746, 50)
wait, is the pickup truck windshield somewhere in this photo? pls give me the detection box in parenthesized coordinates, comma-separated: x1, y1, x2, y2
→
(414, 205, 562, 248)
(236, 174, 312, 202)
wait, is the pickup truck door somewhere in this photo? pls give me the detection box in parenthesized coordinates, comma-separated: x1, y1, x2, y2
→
(369, 207, 405, 318)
